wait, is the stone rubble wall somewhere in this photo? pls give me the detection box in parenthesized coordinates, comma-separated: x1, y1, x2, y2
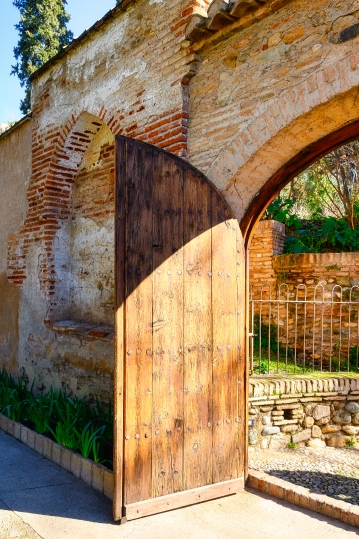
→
(249, 376, 359, 450)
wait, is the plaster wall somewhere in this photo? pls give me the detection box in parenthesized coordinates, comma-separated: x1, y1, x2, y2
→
(0, 121, 32, 374)
(3, 0, 359, 401)
(6, 0, 206, 400)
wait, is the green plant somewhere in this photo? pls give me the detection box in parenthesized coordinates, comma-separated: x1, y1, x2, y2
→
(47, 422, 78, 450)
(74, 422, 106, 459)
(0, 369, 114, 467)
(288, 441, 297, 449)
(346, 437, 357, 447)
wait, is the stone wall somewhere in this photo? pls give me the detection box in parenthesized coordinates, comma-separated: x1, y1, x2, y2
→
(249, 376, 359, 450)
(2, 0, 359, 400)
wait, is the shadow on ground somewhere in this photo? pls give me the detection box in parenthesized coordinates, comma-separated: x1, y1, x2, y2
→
(266, 469, 359, 506)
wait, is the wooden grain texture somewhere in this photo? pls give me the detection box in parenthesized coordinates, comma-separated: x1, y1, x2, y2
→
(113, 136, 126, 521)
(124, 139, 153, 504)
(152, 150, 184, 497)
(115, 136, 246, 518)
(183, 169, 213, 490)
(124, 477, 245, 521)
(236, 228, 246, 478)
(211, 193, 240, 483)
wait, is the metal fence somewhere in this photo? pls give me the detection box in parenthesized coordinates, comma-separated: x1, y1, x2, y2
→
(249, 283, 359, 375)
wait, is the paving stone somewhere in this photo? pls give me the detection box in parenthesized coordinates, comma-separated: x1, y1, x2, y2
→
(249, 429, 258, 445)
(292, 429, 312, 444)
(307, 439, 326, 448)
(312, 425, 322, 438)
(342, 425, 359, 436)
(322, 424, 341, 434)
(313, 405, 330, 420)
(333, 411, 352, 424)
(345, 402, 359, 414)
(303, 417, 314, 428)
(262, 426, 280, 435)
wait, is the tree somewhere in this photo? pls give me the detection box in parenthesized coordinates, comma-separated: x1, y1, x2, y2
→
(11, 0, 73, 115)
(262, 140, 359, 254)
(302, 142, 359, 230)
(267, 140, 359, 230)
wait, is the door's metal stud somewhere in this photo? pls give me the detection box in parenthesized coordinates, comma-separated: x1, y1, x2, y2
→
(127, 350, 132, 356)
(125, 435, 130, 440)
(146, 349, 152, 355)
(208, 272, 212, 277)
(145, 433, 150, 438)
(227, 345, 231, 350)
(178, 270, 182, 275)
(157, 269, 161, 274)
(135, 434, 140, 440)
(136, 349, 141, 355)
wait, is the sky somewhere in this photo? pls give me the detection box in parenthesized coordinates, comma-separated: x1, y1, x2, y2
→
(0, 0, 116, 125)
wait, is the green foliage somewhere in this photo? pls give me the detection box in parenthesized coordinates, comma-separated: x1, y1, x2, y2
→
(263, 140, 359, 253)
(288, 442, 297, 449)
(346, 437, 357, 447)
(0, 369, 113, 467)
(11, 0, 73, 114)
(264, 196, 359, 254)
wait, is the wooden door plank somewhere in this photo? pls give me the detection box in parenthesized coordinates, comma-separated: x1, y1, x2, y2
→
(237, 229, 246, 478)
(124, 477, 244, 521)
(183, 170, 213, 490)
(113, 136, 126, 521)
(124, 139, 153, 504)
(211, 193, 240, 484)
(152, 150, 184, 497)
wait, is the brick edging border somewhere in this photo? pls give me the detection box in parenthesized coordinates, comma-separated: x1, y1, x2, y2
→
(0, 414, 114, 499)
(248, 469, 359, 528)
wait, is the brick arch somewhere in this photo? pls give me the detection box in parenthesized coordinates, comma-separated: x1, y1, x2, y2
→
(204, 52, 359, 237)
(7, 109, 115, 319)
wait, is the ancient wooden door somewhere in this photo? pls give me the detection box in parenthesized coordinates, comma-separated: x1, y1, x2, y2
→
(114, 136, 246, 522)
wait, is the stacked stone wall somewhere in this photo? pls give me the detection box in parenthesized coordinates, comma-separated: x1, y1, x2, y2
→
(249, 376, 359, 450)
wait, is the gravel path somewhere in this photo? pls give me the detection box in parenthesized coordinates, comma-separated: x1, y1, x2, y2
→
(249, 447, 359, 506)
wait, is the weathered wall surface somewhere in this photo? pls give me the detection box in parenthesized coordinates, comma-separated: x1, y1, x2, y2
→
(4, 0, 209, 401)
(0, 121, 32, 375)
(248, 376, 359, 450)
(2, 0, 359, 402)
(187, 0, 359, 220)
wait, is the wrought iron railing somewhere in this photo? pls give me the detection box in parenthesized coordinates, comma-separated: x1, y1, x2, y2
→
(249, 283, 359, 375)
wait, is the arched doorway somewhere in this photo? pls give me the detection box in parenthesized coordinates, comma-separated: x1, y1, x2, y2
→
(241, 119, 359, 246)
(113, 136, 247, 522)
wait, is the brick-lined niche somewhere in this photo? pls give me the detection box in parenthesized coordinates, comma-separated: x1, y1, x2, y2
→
(49, 117, 116, 335)
(8, 112, 116, 339)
